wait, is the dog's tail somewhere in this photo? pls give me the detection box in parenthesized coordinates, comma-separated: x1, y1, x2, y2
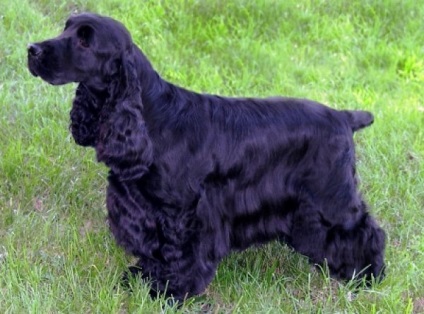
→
(343, 110, 374, 132)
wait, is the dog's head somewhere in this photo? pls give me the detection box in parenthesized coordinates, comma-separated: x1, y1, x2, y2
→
(27, 13, 135, 91)
(29, 13, 152, 180)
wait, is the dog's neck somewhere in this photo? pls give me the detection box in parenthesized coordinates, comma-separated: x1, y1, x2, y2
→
(134, 48, 166, 105)
(133, 46, 174, 106)
(133, 47, 198, 130)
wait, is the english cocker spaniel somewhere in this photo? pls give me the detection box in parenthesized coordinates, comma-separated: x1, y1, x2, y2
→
(28, 13, 385, 301)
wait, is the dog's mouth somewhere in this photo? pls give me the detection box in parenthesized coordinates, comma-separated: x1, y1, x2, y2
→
(27, 43, 66, 85)
(27, 55, 49, 81)
(28, 63, 39, 78)
(27, 58, 70, 86)
(27, 54, 39, 76)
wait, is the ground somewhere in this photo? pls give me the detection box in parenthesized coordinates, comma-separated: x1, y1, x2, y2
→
(0, 0, 423, 312)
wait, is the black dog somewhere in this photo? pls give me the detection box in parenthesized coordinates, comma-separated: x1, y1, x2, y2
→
(28, 13, 385, 301)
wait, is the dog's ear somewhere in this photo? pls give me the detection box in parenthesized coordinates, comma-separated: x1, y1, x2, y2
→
(108, 50, 138, 101)
(70, 83, 100, 147)
(101, 57, 119, 89)
(97, 47, 153, 181)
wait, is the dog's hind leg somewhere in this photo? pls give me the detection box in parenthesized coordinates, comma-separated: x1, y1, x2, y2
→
(287, 134, 385, 283)
(322, 199, 386, 283)
(289, 194, 385, 284)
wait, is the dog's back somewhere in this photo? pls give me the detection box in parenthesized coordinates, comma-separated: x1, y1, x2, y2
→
(204, 96, 374, 138)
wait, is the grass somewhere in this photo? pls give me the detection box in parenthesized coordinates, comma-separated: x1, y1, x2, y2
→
(0, 0, 423, 312)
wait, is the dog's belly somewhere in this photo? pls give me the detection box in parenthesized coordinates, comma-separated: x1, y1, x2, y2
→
(228, 195, 296, 250)
(201, 176, 298, 252)
(230, 210, 294, 250)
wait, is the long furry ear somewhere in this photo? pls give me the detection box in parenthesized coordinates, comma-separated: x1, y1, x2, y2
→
(70, 83, 100, 147)
(96, 48, 153, 181)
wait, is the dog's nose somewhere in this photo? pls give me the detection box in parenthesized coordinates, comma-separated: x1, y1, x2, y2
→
(27, 43, 42, 57)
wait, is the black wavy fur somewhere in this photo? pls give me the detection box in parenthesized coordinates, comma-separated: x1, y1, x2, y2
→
(28, 13, 385, 301)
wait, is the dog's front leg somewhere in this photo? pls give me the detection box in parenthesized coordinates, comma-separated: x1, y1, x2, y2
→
(107, 175, 219, 302)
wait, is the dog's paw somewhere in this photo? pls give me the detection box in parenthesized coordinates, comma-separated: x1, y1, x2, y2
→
(120, 265, 143, 290)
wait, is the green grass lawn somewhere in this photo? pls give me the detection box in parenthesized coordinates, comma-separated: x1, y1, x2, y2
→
(1, 0, 423, 312)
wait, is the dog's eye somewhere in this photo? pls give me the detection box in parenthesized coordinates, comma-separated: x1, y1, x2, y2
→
(77, 25, 93, 48)
(78, 38, 89, 48)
